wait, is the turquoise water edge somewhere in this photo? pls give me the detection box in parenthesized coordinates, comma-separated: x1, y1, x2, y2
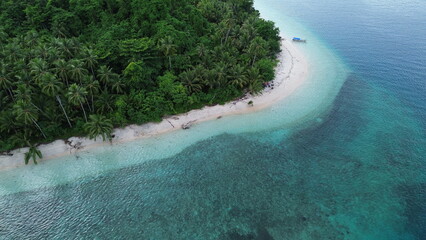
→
(1, 0, 425, 239)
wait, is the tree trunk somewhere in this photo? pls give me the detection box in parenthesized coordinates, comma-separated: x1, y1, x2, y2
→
(80, 101, 88, 122)
(225, 28, 232, 45)
(65, 76, 69, 87)
(90, 66, 95, 78)
(7, 88, 14, 101)
(252, 54, 257, 67)
(84, 96, 92, 112)
(32, 118, 47, 139)
(91, 94, 95, 112)
(56, 95, 72, 127)
(31, 102, 48, 117)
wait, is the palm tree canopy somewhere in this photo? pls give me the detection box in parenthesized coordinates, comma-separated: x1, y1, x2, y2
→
(84, 77, 100, 95)
(13, 85, 34, 103)
(24, 145, 42, 165)
(13, 100, 38, 125)
(67, 83, 87, 106)
(29, 58, 49, 83)
(84, 114, 113, 141)
(40, 73, 62, 97)
(53, 59, 70, 83)
(179, 71, 202, 94)
(230, 64, 248, 88)
(0, 65, 13, 90)
(158, 36, 177, 57)
(68, 59, 88, 82)
(97, 65, 115, 85)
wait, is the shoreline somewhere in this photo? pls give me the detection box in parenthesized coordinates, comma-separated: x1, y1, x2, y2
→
(0, 38, 309, 171)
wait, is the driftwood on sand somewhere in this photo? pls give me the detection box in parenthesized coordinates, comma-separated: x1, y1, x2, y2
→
(66, 140, 83, 154)
(182, 120, 196, 129)
(0, 151, 13, 156)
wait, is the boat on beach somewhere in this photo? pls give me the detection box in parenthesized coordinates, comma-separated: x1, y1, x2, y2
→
(292, 37, 307, 42)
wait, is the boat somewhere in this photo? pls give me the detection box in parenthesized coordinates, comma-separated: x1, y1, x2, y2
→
(292, 37, 307, 43)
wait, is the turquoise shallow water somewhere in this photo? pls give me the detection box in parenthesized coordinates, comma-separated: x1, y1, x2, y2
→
(1, 0, 425, 239)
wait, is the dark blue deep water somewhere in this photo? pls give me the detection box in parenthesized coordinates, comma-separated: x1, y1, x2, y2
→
(1, 0, 425, 239)
(271, 0, 426, 129)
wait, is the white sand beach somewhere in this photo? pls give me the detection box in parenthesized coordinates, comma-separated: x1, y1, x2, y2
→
(0, 38, 308, 171)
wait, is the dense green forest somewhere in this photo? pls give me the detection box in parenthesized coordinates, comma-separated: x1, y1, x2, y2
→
(0, 0, 281, 163)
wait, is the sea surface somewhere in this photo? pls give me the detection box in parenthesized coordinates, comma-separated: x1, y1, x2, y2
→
(1, 0, 425, 239)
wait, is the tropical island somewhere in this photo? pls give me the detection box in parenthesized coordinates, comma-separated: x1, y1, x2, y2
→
(0, 0, 306, 167)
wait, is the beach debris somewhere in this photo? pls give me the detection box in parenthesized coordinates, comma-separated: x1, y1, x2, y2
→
(166, 119, 175, 128)
(217, 116, 222, 119)
(182, 120, 196, 130)
(67, 139, 83, 153)
(74, 141, 83, 150)
(0, 151, 13, 156)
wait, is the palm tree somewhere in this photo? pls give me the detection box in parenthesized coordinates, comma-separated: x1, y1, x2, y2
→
(213, 62, 228, 88)
(84, 114, 113, 141)
(97, 65, 115, 86)
(29, 58, 49, 84)
(25, 145, 42, 165)
(224, 18, 235, 45)
(245, 67, 263, 94)
(84, 76, 100, 111)
(0, 30, 8, 45)
(196, 43, 207, 58)
(50, 38, 69, 58)
(196, 43, 209, 65)
(67, 84, 88, 122)
(15, 70, 33, 87)
(4, 42, 22, 62)
(68, 59, 88, 83)
(0, 65, 14, 99)
(81, 48, 98, 76)
(192, 65, 209, 88)
(9, 131, 29, 148)
(69, 38, 82, 56)
(230, 64, 248, 88)
(238, 17, 258, 48)
(0, 111, 16, 135)
(24, 31, 39, 48)
(40, 73, 61, 96)
(0, 92, 10, 109)
(110, 77, 125, 94)
(13, 84, 33, 102)
(13, 100, 47, 139)
(53, 59, 70, 86)
(13, 84, 46, 115)
(40, 73, 73, 127)
(59, 38, 75, 59)
(179, 71, 202, 94)
(95, 91, 114, 114)
(158, 36, 177, 70)
(52, 22, 68, 38)
(246, 37, 268, 66)
(13, 58, 28, 73)
(35, 44, 53, 61)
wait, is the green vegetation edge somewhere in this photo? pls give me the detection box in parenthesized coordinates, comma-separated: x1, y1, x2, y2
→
(0, 0, 281, 164)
